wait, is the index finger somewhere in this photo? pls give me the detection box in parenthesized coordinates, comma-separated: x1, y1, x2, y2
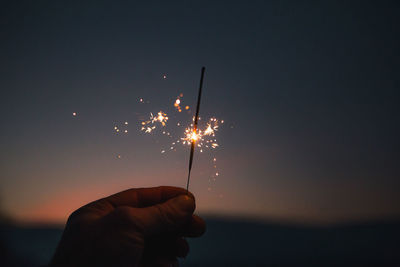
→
(104, 186, 194, 208)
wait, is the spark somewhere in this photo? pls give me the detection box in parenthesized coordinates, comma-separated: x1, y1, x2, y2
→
(151, 111, 168, 126)
(163, 74, 167, 79)
(180, 118, 219, 151)
(174, 95, 184, 112)
(204, 124, 214, 135)
(72, 112, 77, 116)
(124, 121, 128, 125)
(142, 126, 155, 133)
(141, 111, 169, 133)
(182, 127, 201, 143)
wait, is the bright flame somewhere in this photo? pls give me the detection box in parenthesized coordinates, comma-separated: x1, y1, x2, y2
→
(180, 118, 220, 149)
(190, 131, 199, 141)
(182, 127, 202, 144)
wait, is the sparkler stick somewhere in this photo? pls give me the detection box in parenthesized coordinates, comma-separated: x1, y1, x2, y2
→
(186, 67, 205, 193)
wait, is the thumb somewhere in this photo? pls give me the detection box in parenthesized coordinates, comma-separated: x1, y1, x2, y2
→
(133, 194, 195, 236)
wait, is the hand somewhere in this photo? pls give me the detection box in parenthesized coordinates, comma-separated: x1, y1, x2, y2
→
(50, 186, 206, 267)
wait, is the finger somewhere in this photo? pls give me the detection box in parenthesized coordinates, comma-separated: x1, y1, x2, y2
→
(131, 194, 195, 236)
(181, 214, 206, 237)
(175, 237, 189, 258)
(104, 186, 194, 208)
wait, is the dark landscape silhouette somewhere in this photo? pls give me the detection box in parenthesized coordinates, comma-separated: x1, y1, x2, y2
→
(1, 217, 399, 266)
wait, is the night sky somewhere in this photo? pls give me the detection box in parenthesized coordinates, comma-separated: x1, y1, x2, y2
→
(1, 1, 399, 224)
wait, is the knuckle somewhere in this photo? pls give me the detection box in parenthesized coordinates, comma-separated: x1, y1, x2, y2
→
(112, 206, 145, 231)
(153, 204, 176, 230)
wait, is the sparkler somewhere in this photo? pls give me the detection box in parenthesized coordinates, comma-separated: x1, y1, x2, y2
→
(134, 67, 221, 192)
(186, 67, 205, 192)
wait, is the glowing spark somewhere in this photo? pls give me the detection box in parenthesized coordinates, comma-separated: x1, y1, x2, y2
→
(204, 124, 214, 135)
(179, 117, 220, 153)
(182, 127, 202, 144)
(191, 132, 199, 141)
(72, 112, 77, 116)
(174, 96, 182, 112)
(142, 126, 155, 133)
(185, 106, 189, 110)
(124, 130, 128, 133)
(141, 111, 169, 133)
(124, 121, 128, 125)
(151, 111, 168, 126)
(163, 74, 167, 79)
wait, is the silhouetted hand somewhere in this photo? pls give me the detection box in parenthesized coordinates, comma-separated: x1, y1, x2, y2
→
(50, 186, 206, 267)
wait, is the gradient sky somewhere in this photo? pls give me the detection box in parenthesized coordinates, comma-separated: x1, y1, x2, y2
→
(1, 1, 399, 224)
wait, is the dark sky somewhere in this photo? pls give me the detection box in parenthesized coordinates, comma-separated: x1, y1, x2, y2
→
(1, 1, 399, 224)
